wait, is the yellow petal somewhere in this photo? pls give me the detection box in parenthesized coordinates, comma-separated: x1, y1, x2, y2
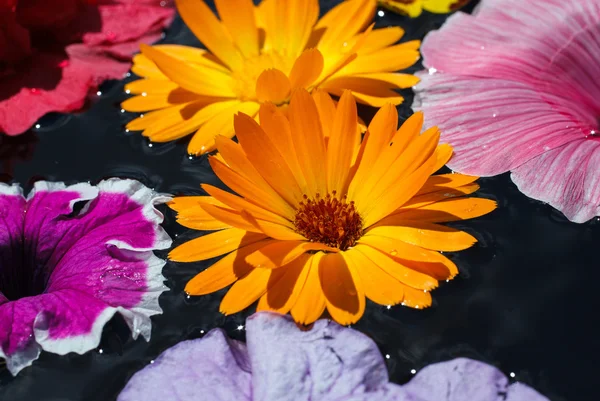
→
(319, 251, 365, 325)
(188, 101, 260, 155)
(169, 196, 231, 231)
(125, 79, 179, 95)
(185, 239, 275, 295)
(139, 44, 237, 98)
(352, 72, 420, 89)
(121, 90, 204, 113)
(289, 48, 324, 90)
(214, 0, 259, 58)
(255, 69, 292, 104)
(432, 143, 453, 173)
(417, 173, 480, 196)
(318, 0, 376, 54)
(288, 89, 327, 197)
(422, 0, 469, 14)
(258, 0, 319, 58)
(337, 42, 421, 75)
(406, 183, 480, 208)
(245, 240, 337, 269)
(175, 0, 243, 70)
(378, 0, 423, 18)
(353, 244, 438, 290)
(352, 26, 405, 54)
(201, 203, 263, 232)
(366, 223, 477, 252)
(257, 253, 312, 314)
(241, 211, 307, 241)
(126, 102, 198, 132)
(169, 228, 267, 262)
(149, 100, 241, 143)
(291, 252, 327, 324)
(402, 285, 432, 309)
(326, 90, 358, 194)
(220, 266, 272, 314)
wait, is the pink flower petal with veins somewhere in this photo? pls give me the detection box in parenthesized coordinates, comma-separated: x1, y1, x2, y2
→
(414, 0, 600, 222)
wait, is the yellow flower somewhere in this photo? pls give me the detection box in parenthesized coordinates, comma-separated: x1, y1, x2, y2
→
(378, 0, 471, 18)
(122, 0, 421, 155)
(168, 89, 496, 325)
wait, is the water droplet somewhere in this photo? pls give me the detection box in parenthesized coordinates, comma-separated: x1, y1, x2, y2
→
(125, 89, 131, 94)
(105, 31, 117, 40)
(98, 349, 104, 354)
(410, 369, 416, 374)
(237, 325, 244, 331)
(200, 330, 205, 334)
(140, 114, 145, 118)
(120, 109, 125, 113)
(186, 294, 191, 299)
(188, 156, 194, 160)
(415, 305, 420, 309)
(377, 10, 385, 17)
(96, 91, 102, 96)
(148, 143, 153, 148)
(390, 249, 398, 256)
(343, 42, 348, 47)
(509, 372, 516, 378)
(35, 124, 41, 129)
(543, 146, 550, 151)
(125, 129, 130, 133)
(150, 360, 155, 364)
(58, 60, 70, 68)
(136, 329, 141, 334)
(142, 92, 147, 97)
(385, 354, 390, 359)
(492, 113, 497, 118)
(386, 305, 391, 310)
(29, 88, 41, 95)
(428, 67, 437, 75)
(480, 46, 485, 50)
(446, 279, 450, 282)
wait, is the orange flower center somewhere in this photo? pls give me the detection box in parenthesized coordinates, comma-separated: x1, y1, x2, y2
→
(294, 192, 363, 251)
(230, 52, 293, 101)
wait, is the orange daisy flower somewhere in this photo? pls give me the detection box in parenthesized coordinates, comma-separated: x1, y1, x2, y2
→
(168, 89, 496, 325)
(122, 0, 421, 155)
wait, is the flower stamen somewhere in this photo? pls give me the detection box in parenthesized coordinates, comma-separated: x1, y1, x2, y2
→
(294, 191, 363, 251)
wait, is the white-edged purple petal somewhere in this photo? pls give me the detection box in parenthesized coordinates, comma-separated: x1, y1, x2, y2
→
(0, 179, 172, 375)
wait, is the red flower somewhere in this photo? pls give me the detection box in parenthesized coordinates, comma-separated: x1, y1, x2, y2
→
(0, 0, 174, 135)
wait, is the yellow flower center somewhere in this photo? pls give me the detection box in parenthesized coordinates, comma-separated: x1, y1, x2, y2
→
(294, 192, 364, 251)
(230, 52, 294, 101)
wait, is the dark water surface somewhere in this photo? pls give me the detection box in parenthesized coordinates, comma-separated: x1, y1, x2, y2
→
(0, 2, 597, 400)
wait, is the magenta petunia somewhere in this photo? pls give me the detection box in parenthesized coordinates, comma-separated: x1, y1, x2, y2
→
(0, 0, 174, 136)
(117, 312, 549, 401)
(0, 179, 172, 375)
(413, 0, 600, 223)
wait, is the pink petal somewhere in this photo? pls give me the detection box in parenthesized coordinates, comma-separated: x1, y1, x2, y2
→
(0, 45, 129, 136)
(512, 139, 600, 223)
(414, 0, 600, 222)
(0, 179, 171, 375)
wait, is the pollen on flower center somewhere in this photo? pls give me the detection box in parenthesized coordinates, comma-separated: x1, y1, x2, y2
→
(294, 192, 364, 251)
(230, 52, 293, 101)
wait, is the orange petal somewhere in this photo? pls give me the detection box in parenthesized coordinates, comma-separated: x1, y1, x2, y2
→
(380, 197, 497, 224)
(202, 184, 293, 227)
(405, 183, 480, 208)
(358, 233, 458, 278)
(214, 0, 259, 58)
(344, 248, 405, 306)
(402, 285, 432, 309)
(241, 211, 307, 241)
(366, 223, 477, 252)
(353, 72, 420, 89)
(139, 44, 237, 97)
(417, 173, 479, 196)
(175, 0, 243, 70)
(289, 48, 324, 90)
(169, 195, 231, 231)
(201, 204, 263, 232)
(220, 267, 272, 314)
(311, 89, 337, 138)
(233, 112, 303, 206)
(318, 252, 365, 325)
(291, 252, 327, 324)
(188, 101, 260, 155)
(185, 239, 276, 295)
(326, 90, 358, 194)
(258, 103, 308, 192)
(209, 156, 295, 219)
(245, 240, 337, 269)
(256, 69, 291, 104)
(288, 89, 327, 197)
(256, 253, 312, 313)
(353, 244, 438, 290)
(169, 228, 267, 262)
(337, 42, 421, 76)
(353, 26, 405, 54)
(317, 0, 376, 54)
(125, 79, 179, 95)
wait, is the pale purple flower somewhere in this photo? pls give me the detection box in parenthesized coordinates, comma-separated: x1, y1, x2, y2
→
(414, 0, 600, 222)
(117, 312, 549, 401)
(0, 179, 172, 375)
